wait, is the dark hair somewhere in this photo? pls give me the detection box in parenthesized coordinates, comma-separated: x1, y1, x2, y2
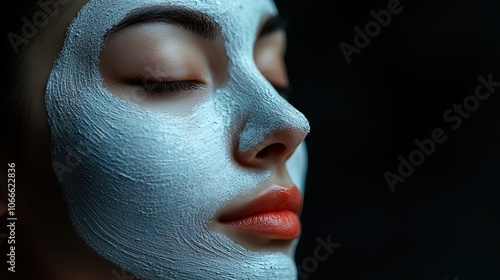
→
(2, 1, 69, 169)
(3, 2, 39, 162)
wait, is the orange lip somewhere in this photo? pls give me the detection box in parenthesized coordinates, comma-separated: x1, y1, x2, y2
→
(219, 186, 302, 239)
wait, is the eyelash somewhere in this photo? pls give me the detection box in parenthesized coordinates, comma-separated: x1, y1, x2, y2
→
(140, 80, 204, 93)
(136, 80, 289, 99)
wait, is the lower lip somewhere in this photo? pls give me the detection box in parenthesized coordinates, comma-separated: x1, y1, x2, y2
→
(223, 210, 301, 239)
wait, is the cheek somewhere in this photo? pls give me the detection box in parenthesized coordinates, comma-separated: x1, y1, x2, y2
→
(61, 90, 229, 200)
(51, 91, 230, 255)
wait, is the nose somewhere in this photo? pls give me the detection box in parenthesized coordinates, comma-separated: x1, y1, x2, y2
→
(234, 95, 310, 169)
(235, 127, 308, 169)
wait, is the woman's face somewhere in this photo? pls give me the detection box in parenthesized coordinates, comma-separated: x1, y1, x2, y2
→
(32, 0, 309, 279)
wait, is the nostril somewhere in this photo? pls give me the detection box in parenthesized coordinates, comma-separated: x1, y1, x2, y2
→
(255, 143, 286, 159)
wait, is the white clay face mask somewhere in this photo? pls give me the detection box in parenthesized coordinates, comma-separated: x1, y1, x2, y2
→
(45, 0, 310, 279)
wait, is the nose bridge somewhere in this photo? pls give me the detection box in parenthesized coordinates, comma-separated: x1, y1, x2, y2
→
(233, 64, 310, 153)
(238, 95, 310, 153)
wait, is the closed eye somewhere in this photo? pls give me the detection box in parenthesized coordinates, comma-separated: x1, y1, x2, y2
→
(138, 80, 205, 93)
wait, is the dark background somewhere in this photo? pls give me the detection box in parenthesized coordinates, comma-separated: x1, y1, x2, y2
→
(274, 0, 500, 279)
(1, 1, 498, 280)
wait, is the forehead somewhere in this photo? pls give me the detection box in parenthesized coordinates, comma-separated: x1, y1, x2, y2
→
(73, 0, 278, 49)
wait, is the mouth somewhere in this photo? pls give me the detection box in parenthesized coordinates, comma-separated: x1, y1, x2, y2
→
(218, 185, 302, 240)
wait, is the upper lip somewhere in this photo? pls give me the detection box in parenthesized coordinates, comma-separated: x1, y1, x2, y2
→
(218, 185, 302, 222)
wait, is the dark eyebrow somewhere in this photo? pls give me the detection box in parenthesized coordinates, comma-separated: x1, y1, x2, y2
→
(258, 15, 288, 38)
(107, 5, 221, 40)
